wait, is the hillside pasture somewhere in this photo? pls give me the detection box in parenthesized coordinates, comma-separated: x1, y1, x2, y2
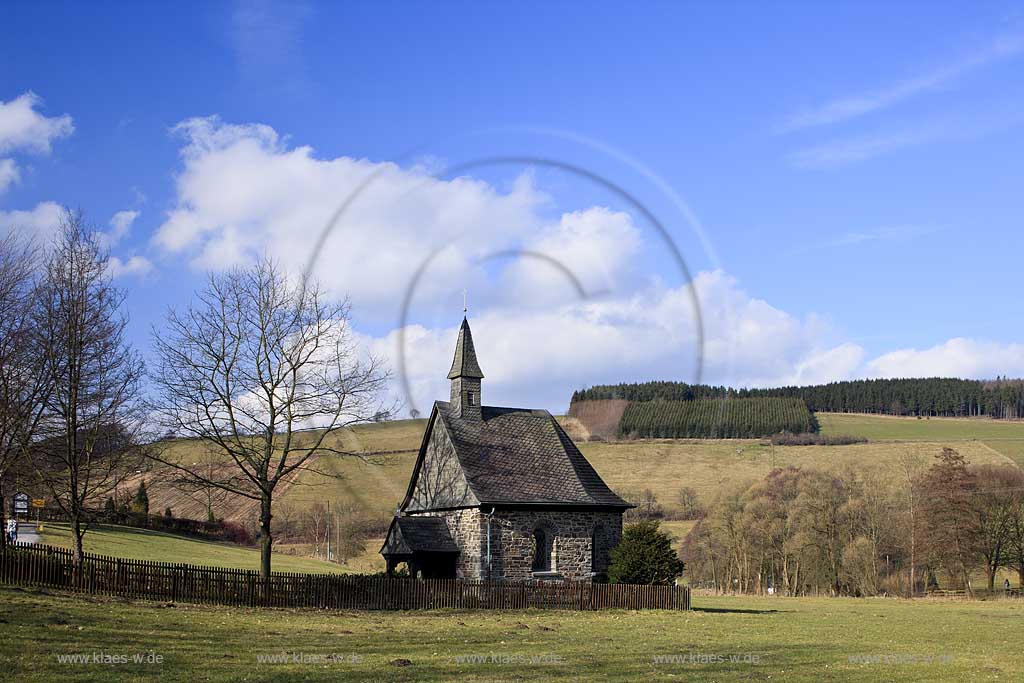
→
(132, 419, 427, 524)
(817, 412, 1024, 441)
(982, 439, 1024, 467)
(280, 450, 415, 522)
(291, 436, 1017, 531)
(581, 438, 1015, 515)
(103, 413, 1024, 572)
(148, 415, 1024, 529)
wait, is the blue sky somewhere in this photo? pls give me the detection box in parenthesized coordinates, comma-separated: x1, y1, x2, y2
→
(2, 1, 1024, 413)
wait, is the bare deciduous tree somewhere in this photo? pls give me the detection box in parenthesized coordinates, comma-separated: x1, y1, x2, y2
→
(148, 257, 389, 578)
(970, 464, 1023, 591)
(0, 234, 46, 549)
(897, 451, 925, 595)
(917, 448, 977, 594)
(1005, 492, 1024, 588)
(29, 211, 146, 563)
(303, 502, 329, 558)
(676, 486, 704, 520)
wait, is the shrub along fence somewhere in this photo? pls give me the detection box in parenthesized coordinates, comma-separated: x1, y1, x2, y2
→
(0, 543, 690, 611)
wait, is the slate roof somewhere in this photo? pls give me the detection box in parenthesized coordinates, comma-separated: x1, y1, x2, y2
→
(381, 516, 460, 556)
(429, 401, 632, 509)
(447, 317, 484, 379)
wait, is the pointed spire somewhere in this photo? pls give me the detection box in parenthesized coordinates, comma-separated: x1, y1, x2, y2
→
(447, 317, 484, 380)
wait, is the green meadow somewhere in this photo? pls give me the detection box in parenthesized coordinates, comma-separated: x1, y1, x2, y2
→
(38, 523, 345, 574)
(2, 585, 1021, 682)
(817, 412, 1024, 442)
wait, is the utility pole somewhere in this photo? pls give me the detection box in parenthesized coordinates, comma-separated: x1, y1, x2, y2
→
(326, 500, 331, 562)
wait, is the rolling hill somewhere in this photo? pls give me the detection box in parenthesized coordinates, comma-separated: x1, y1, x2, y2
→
(118, 412, 1024, 573)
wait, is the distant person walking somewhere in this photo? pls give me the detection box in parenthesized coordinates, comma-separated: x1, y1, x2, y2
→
(1005, 578, 1011, 592)
(6, 518, 17, 544)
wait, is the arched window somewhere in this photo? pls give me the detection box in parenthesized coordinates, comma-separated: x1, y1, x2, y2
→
(532, 526, 552, 572)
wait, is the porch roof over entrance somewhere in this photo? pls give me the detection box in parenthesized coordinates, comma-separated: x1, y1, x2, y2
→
(380, 516, 460, 557)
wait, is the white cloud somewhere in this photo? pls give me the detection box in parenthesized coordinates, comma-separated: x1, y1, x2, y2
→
(99, 209, 140, 248)
(370, 280, 1024, 414)
(782, 32, 1024, 131)
(153, 116, 1024, 414)
(497, 207, 642, 305)
(107, 254, 154, 279)
(99, 211, 153, 278)
(868, 338, 1024, 379)
(788, 343, 866, 386)
(0, 158, 18, 193)
(110, 210, 139, 240)
(0, 92, 73, 199)
(155, 116, 546, 319)
(1, 204, 152, 277)
(366, 270, 866, 414)
(0, 92, 74, 154)
(0, 201, 64, 240)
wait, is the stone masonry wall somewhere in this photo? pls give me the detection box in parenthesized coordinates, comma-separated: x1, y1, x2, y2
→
(414, 507, 623, 582)
(490, 509, 623, 582)
(420, 508, 485, 579)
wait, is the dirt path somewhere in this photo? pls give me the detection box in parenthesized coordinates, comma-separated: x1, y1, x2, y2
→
(13, 521, 41, 544)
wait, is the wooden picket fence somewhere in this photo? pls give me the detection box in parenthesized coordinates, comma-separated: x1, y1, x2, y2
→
(0, 542, 690, 611)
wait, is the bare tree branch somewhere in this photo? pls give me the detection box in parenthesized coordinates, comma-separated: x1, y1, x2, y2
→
(0, 232, 47, 550)
(148, 257, 391, 578)
(26, 210, 147, 563)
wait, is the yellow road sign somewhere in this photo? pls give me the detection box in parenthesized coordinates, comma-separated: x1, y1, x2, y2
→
(31, 499, 45, 508)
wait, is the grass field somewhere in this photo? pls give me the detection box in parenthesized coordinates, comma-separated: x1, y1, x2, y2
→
(982, 439, 1024, 467)
(817, 412, 1024, 467)
(818, 412, 1024, 441)
(38, 523, 345, 574)
(2, 585, 1021, 682)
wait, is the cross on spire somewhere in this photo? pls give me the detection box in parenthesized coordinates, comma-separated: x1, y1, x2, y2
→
(462, 288, 468, 314)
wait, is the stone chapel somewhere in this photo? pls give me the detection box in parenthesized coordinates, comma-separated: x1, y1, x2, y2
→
(381, 317, 632, 581)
